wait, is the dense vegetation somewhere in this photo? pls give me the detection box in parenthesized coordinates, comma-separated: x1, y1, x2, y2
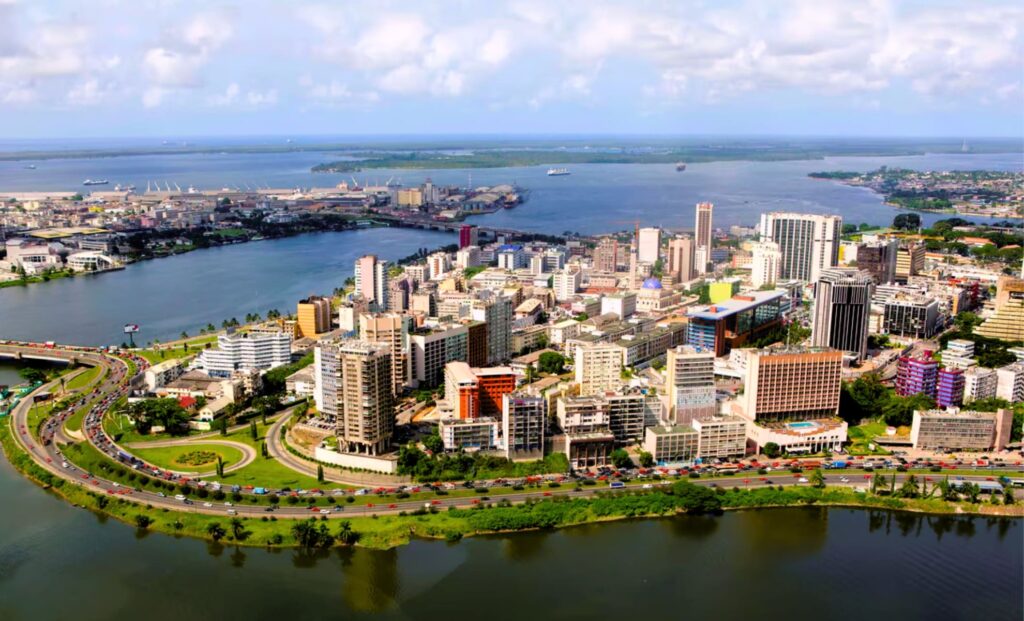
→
(397, 445, 569, 482)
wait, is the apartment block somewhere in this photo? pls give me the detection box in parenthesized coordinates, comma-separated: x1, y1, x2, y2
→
(296, 295, 332, 338)
(502, 393, 547, 460)
(666, 345, 717, 425)
(574, 342, 624, 396)
(910, 408, 1013, 451)
(692, 415, 747, 459)
(738, 348, 843, 422)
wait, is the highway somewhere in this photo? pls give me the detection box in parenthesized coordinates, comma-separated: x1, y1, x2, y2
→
(3, 341, 1022, 525)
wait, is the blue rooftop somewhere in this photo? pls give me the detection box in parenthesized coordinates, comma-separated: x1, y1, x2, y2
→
(686, 290, 785, 320)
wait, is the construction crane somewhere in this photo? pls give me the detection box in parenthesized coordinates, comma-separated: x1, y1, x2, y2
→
(610, 219, 642, 245)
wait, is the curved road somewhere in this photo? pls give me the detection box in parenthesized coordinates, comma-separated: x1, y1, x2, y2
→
(124, 437, 257, 476)
(3, 341, 1022, 524)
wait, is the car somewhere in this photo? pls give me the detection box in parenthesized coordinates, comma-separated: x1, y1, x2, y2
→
(174, 494, 187, 501)
(319, 509, 330, 514)
(203, 502, 213, 508)
(157, 492, 166, 497)
(798, 477, 809, 483)
(227, 509, 237, 515)
(224, 502, 233, 507)
(839, 476, 850, 483)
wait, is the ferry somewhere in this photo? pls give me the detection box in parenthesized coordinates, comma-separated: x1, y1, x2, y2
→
(675, 162, 687, 171)
(82, 179, 109, 186)
(547, 168, 570, 176)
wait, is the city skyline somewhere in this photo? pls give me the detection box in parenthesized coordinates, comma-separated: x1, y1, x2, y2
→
(0, 1, 1021, 138)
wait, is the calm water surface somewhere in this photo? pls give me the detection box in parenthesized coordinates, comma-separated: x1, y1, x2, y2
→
(0, 454, 1019, 620)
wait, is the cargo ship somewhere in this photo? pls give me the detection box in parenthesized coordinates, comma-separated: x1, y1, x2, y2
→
(547, 168, 570, 176)
(82, 179, 109, 186)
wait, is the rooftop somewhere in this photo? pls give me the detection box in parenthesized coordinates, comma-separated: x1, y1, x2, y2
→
(686, 290, 785, 320)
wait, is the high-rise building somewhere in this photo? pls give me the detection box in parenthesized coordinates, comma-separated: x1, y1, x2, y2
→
(637, 227, 661, 264)
(895, 243, 926, 282)
(471, 295, 513, 364)
(501, 393, 546, 460)
(666, 345, 717, 425)
(976, 276, 1024, 342)
(195, 329, 292, 377)
(667, 236, 694, 282)
(359, 312, 413, 395)
(386, 277, 410, 313)
(296, 295, 332, 338)
(738, 348, 843, 422)
(459, 225, 479, 249)
(996, 362, 1024, 403)
(552, 266, 582, 301)
(750, 241, 782, 289)
(811, 268, 873, 363)
(354, 255, 389, 310)
(694, 202, 714, 274)
(936, 367, 965, 408)
(456, 246, 481, 269)
(427, 252, 450, 281)
(593, 238, 619, 273)
(963, 366, 998, 403)
(759, 212, 842, 282)
(895, 354, 939, 398)
(574, 342, 624, 395)
(441, 362, 517, 420)
(883, 295, 939, 339)
(856, 239, 897, 285)
(336, 341, 394, 455)
(410, 323, 469, 387)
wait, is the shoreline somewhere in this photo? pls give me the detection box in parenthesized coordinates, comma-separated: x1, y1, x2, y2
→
(3, 416, 1019, 551)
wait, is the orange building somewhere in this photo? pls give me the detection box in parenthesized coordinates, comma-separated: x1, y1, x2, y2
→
(443, 362, 517, 420)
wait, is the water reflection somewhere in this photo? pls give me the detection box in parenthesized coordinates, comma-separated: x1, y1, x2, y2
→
(736, 508, 828, 557)
(501, 530, 550, 562)
(663, 514, 720, 540)
(338, 547, 400, 614)
(229, 547, 246, 569)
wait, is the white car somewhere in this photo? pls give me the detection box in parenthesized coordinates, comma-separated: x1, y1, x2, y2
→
(203, 502, 213, 508)
(798, 477, 809, 483)
(839, 476, 850, 483)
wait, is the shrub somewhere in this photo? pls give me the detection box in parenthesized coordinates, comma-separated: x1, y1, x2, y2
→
(688, 472, 700, 479)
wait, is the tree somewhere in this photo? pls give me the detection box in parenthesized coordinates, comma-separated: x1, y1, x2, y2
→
(892, 213, 921, 230)
(961, 482, 981, 504)
(18, 367, 46, 384)
(537, 351, 566, 375)
(871, 473, 886, 495)
(206, 522, 227, 542)
(609, 449, 633, 469)
(337, 520, 360, 545)
(250, 420, 258, 441)
(125, 398, 191, 435)
(899, 474, 920, 498)
(883, 392, 936, 428)
(1004, 486, 1015, 505)
(638, 451, 655, 468)
(672, 481, 722, 513)
(229, 518, 248, 541)
(840, 373, 889, 424)
(291, 518, 334, 549)
(423, 432, 444, 455)
(261, 441, 269, 459)
(810, 469, 826, 489)
(317, 464, 324, 483)
(524, 363, 536, 384)
(216, 456, 224, 478)
(134, 514, 154, 530)
(218, 417, 228, 436)
(762, 442, 781, 459)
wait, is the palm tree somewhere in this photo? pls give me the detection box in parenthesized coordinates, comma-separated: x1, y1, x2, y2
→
(810, 469, 826, 489)
(337, 520, 359, 545)
(871, 473, 886, 495)
(962, 482, 981, 504)
(206, 522, 226, 542)
(899, 475, 919, 498)
(230, 517, 246, 540)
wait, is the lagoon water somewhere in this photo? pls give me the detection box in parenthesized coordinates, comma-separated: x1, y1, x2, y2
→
(1, 146, 1023, 618)
(0, 454, 1019, 620)
(1, 151, 1020, 346)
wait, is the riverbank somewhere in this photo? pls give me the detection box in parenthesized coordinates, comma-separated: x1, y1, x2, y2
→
(3, 416, 1019, 552)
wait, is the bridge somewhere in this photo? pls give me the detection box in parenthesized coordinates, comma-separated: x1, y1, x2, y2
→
(0, 345, 85, 366)
(368, 214, 549, 240)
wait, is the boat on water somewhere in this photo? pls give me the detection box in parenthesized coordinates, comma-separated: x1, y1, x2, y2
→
(82, 179, 109, 186)
(675, 162, 687, 171)
(24, 164, 36, 169)
(113, 184, 136, 192)
(547, 168, 570, 176)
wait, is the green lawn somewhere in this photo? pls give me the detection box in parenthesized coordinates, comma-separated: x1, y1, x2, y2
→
(104, 410, 185, 445)
(65, 365, 103, 392)
(138, 334, 217, 363)
(847, 420, 893, 455)
(132, 443, 245, 474)
(63, 367, 110, 433)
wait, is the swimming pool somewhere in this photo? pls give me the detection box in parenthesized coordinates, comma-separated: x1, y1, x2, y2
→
(786, 421, 819, 431)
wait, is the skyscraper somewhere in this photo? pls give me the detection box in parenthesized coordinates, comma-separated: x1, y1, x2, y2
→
(750, 241, 782, 288)
(318, 340, 394, 455)
(359, 312, 413, 395)
(856, 239, 898, 285)
(593, 238, 618, 273)
(759, 212, 842, 282)
(296, 295, 332, 338)
(811, 268, 874, 363)
(574, 342, 624, 395)
(666, 345, 717, 425)
(667, 236, 695, 282)
(354, 255, 389, 310)
(637, 227, 661, 264)
(694, 202, 714, 274)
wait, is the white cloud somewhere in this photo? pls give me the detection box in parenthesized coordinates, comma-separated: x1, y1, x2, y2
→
(66, 79, 111, 106)
(209, 82, 241, 106)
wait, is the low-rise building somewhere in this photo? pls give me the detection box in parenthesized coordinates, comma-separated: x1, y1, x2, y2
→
(144, 359, 186, 392)
(910, 408, 1013, 451)
(692, 415, 747, 459)
(438, 417, 500, 451)
(643, 424, 698, 465)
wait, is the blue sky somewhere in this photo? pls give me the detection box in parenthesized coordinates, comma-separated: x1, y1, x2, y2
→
(1, 0, 1022, 138)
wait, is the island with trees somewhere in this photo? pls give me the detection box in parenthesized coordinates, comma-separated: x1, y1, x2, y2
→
(809, 167, 1023, 219)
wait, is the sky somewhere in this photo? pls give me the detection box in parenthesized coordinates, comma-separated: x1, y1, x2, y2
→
(1, 0, 1022, 139)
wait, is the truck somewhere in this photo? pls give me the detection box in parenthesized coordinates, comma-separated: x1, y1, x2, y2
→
(609, 481, 626, 489)
(827, 461, 847, 470)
